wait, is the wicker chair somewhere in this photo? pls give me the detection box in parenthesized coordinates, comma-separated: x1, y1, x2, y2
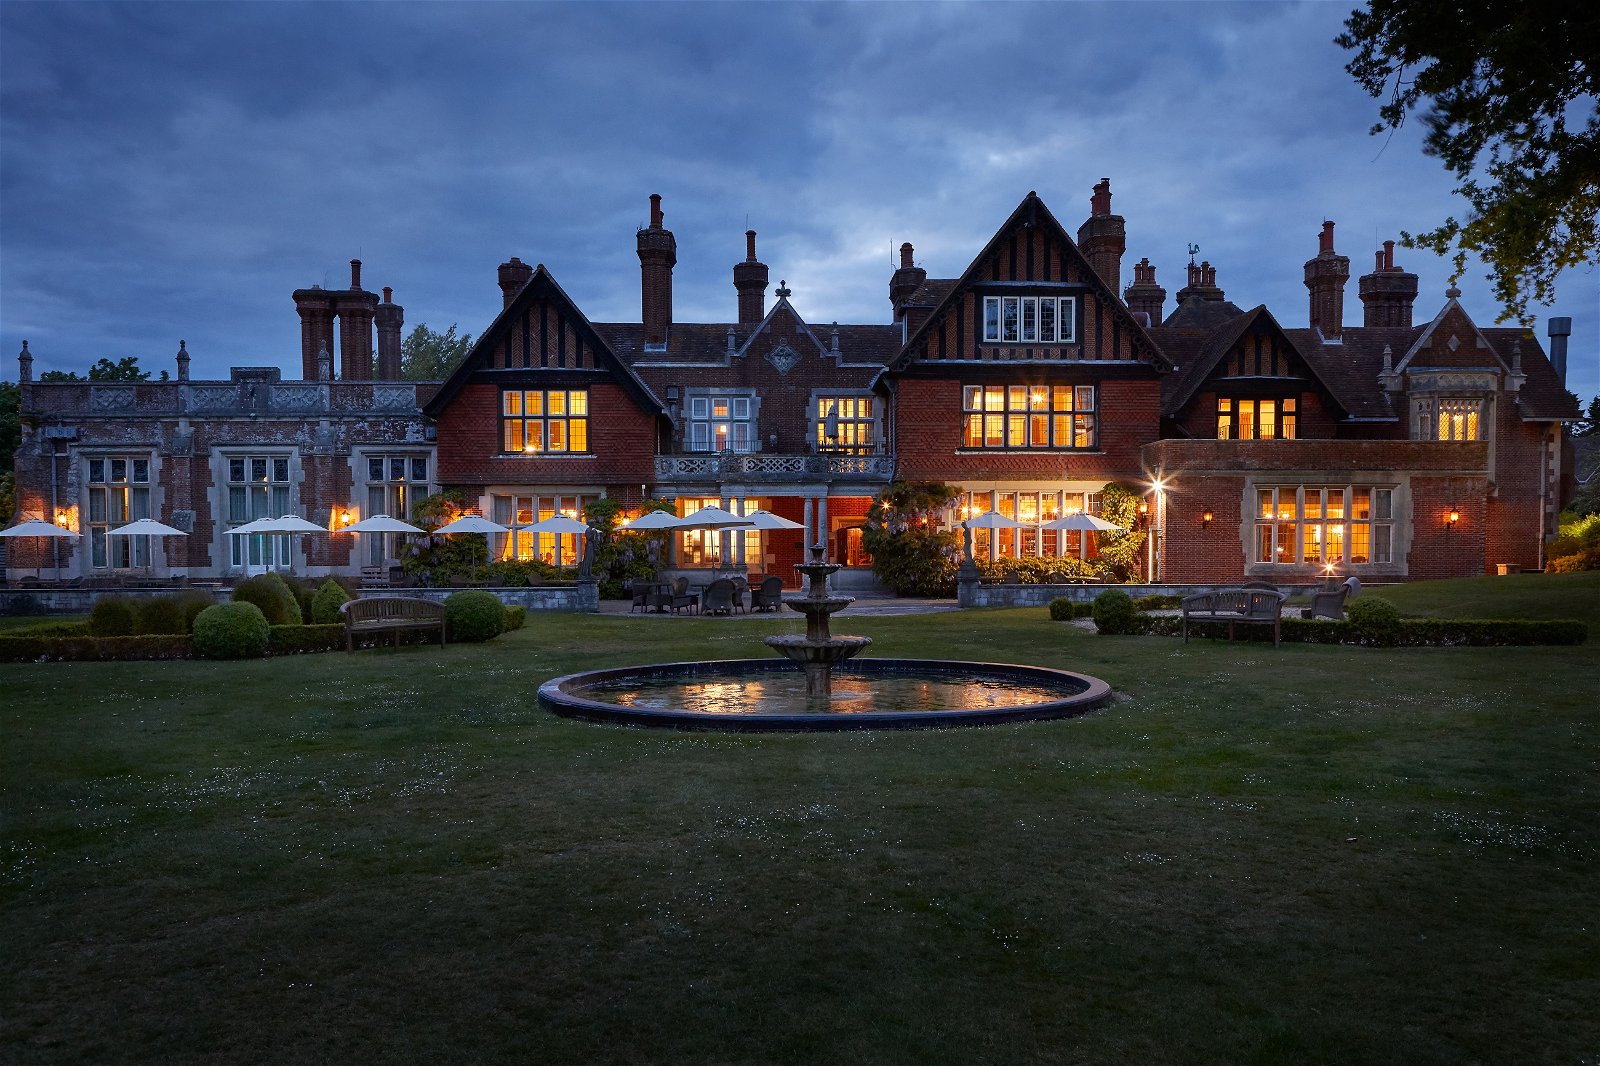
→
(1308, 576, 1360, 621)
(701, 578, 736, 615)
(667, 576, 698, 614)
(751, 575, 784, 612)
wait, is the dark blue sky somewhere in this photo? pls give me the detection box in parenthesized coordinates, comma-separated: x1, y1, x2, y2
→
(2, 1, 1594, 399)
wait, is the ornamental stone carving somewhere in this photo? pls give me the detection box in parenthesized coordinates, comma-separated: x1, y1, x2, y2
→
(269, 385, 323, 411)
(766, 341, 801, 375)
(89, 387, 137, 412)
(373, 385, 417, 411)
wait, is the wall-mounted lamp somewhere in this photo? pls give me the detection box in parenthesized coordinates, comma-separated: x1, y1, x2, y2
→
(1139, 501, 1150, 516)
(1201, 510, 1214, 528)
(55, 511, 69, 527)
(1447, 508, 1460, 528)
(338, 509, 353, 526)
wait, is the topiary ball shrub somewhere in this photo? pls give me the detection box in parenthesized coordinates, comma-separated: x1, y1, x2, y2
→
(1092, 588, 1138, 635)
(192, 602, 271, 659)
(88, 595, 137, 637)
(231, 573, 300, 626)
(310, 579, 352, 625)
(502, 604, 527, 631)
(1347, 596, 1402, 646)
(1048, 597, 1076, 622)
(136, 595, 188, 635)
(445, 590, 505, 643)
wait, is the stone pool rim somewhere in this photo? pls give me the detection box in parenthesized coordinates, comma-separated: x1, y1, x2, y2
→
(537, 657, 1113, 732)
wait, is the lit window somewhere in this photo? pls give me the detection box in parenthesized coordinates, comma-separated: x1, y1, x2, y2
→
(1219, 397, 1297, 440)
(983, 296, 1076, 344)
(816, 395, 877, 454)
(962, 384, 1095, 449)
(501, 390, 589, 454)
(686, 393, 755, 453)
(1436, 399, 1482, 441)
(364, 454, 431, 565)
(1253, 485, 1393, 565)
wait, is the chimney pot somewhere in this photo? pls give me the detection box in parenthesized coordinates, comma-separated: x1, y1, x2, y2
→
(745, 230, 757, 261)
(350, 259, 362, 290)
(1548, 316, 1572, 384)
(382, 287, 392, 303)
(1319, 220, 1335, 254)
(649, 193, 663, 229)
(900, 242, 915, 268)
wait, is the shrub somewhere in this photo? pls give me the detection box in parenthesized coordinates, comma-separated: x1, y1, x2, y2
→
(4, 619, 91, 638)
(1347, 596, 1402, 646)
(232, 573, 300, 627)
(0, 634, 193, 662)
(1547, 548, 1600, 573)
(134, 595, 188, 635)
(503, 604, 527, 631)
(1133, 594, 1184, 611)
(1048, 597, 1075, 621)
(978, 556, 1098, 584)
(180, 592, 215, 632)
(268, 623, 346, 655)
(88, 596, 137, 637)
(1092, 588, 1138, 634)
(445, 590, 504, 643)
(192, 602, 271, 659)
(310, 579, 352, 625)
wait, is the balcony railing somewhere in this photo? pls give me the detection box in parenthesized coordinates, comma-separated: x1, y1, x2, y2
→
(653, 452, 896, 484)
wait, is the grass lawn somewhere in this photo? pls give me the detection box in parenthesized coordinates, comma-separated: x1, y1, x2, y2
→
(2, 582, 1596, 1064)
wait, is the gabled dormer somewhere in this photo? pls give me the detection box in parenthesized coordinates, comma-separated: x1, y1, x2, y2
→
(1159, 305, 1347, 439)
(879, 189, 1170, 379)
(1395, 293, 1508, 444)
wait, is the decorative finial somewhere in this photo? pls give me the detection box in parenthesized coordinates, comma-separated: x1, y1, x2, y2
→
(18, 339, 32, 382)
(775, 279, 791, 298)
(1445, 284, 1461, 299)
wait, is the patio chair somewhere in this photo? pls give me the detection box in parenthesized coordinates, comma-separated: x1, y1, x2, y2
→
(701, 578, 736, 615)
(628, 580, 652, 614)
(1308, 576, 1360, 621)
(751, 575, 784, 612)
(667, 576, 698, 615)
(730, 577, 749, 614)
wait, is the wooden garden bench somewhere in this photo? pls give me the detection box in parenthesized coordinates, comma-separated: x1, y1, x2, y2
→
(339, 596, 448, 652)
(1180, 588, 1289, 646)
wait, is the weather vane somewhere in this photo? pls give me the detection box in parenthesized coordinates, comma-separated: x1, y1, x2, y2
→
(1187, 243, 1200, 264)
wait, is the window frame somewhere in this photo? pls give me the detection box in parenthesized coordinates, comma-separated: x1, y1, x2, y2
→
(1217, 396, 1298, 440)
(1252, 484, 1394, 566)
(501, 389, 590, 455)
(982, 296, 1077, 344)
(961, 384, 1097, 451)
(814, 394, 878, 455)
(685, 390, 757, 454)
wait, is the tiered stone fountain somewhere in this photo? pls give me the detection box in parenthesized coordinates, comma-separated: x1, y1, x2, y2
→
(538, 545, 1112, 731)
(762, 545, 871, 705)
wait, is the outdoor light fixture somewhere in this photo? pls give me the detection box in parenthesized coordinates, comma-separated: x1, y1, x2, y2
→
(1202, 510, 1214, 527)
(338, 509, 353, 526)
(1447, 508, 1461, 527)
(1139, 501, 1149, 515)
(54, 511, 69, 527)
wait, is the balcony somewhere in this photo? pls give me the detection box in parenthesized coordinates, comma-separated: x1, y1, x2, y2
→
(653, 452, 897, 486)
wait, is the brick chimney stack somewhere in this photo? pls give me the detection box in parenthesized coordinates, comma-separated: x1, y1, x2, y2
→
(733, 229, 769, 325)
(889, 242, 928, 322)
(637, 193, 677, 348)
(1122, 257, 1167, 326)
(1358, 239, 1420, 328)
(336, 259, 378, 381)
(1076, 178, 1127, 292)
(1175, 260, 1225, 304)
(1303, 221, 1351, 341)
(498, 257, 533, 309)
(375, 287, 405, 379)
(292, 285, 337, 381)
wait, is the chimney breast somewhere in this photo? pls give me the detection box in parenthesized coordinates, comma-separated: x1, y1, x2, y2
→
(1358, 239, 1419, 328)
(498, 257, 534, 309)
(889, 241, 928, 321)
(1077, 178, 1126, 292)
(637, 193, 677, 347)
(733, 229, 769, 325)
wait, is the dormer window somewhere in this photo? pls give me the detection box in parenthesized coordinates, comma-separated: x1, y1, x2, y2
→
(983, 296, 1076, 344)
(1218, 398, 1297, 440)
(1434, 399, 1483, 441)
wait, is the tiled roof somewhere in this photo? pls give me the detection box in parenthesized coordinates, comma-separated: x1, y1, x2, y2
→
(908, 279, 957, 306)
(1484, 328, 1582, 420)
(1285, 326, 1415, 420)
(597, 321, 904, 369)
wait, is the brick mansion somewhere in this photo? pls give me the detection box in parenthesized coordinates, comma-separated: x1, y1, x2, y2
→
(8, 185, 1582, 587)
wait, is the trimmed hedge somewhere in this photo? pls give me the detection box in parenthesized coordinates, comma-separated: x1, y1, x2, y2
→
(445, 590, 504, 643)
(193, 602, 271, 659)
(503, 605, 527, 631)
(136, 595, 190, 635)
(4, 619, 91, 638)
(0, 633, 194, 662)
(1047, 598, 1095, 621)
(1092, 589, 1139, 634)
(89, 596, 137, 637)
(268, 623, 346, 655)
(1108, 612, 1587, 647)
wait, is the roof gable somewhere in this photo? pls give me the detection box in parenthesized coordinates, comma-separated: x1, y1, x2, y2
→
(880, 191, 1170, 378)
(1396, 298, 1507, 373)
(1157, 305, 1343, 416)
(423, 265, 663, 417)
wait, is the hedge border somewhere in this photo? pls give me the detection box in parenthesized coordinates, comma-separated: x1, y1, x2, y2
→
(1097, 613, 1587, 646)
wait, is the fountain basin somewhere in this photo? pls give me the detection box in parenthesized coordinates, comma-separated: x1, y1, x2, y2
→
(538, 657, 1112, 732)
(764, 634, 873, 664)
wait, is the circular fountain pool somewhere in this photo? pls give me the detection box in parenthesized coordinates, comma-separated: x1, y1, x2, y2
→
(537, 657, 1112, 732)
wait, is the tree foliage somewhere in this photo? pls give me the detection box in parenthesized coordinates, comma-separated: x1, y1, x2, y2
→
(862, 482, 962, 597)
(401, 323, 474, 380)
(1336, 1, 1600, 324)
(40, 357, 166, 382)
(1094, 483, 1148, 581)
(0, 380, 18, 520)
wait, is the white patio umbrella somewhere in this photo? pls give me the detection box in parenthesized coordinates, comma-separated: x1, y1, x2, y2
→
(962, 509, 1024, 529)
(108, 517, 188, 577)
(256, 514, 329, 534)
(741, 509, 806, 531)
(1044, 513, 1126, 533)
(225, 517, 277, 537)
(341, 514, 424, 534)
(432, 514, 509, 575)
(618, 510, 683, 530)
(0, 518, 80, 580)
(521, 514, 592, 535)
(675, 505, 756, 530)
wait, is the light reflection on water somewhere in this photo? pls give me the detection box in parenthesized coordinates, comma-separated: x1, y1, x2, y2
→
(579, 670, 1080, 715)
